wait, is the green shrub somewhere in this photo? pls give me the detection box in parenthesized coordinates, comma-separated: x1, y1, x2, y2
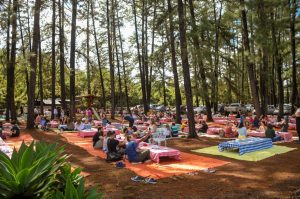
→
(0, 141, 101, 199)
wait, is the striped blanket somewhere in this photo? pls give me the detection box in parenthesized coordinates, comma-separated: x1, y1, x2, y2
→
(218, 137, 273, 155)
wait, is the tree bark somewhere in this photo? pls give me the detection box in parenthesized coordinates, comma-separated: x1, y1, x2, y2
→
(133, 0, 147, 113)
(51, 0, 56, 119)
(59, 0, 66, 111)
(107, 0, 115, 119)
(188, 0, 213, 121)
(27, 0, 42, 129)
(116, 5, 131, 115)
(5, 0, 11, 121)
(91, 0, 106, 109)
(290, 0, 298, 108)
(69, 0, 77, 119)
(271, 11, 284, 121)
(177, 0, 196, 137)
(38, 29, 44, 115)
(239, 0, 261, 117)
(6, 0, 17, 121)
(167, 0, 182, 124)
(86, 0, 91, 95)
(18, 6, 29, 95)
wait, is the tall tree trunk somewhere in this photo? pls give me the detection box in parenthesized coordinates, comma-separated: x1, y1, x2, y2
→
(167, 0, 182, 124)
(212, 0, 222, 113)
(177, 0, 196, 137)
(107, 0, 115, 119)
(18, 7, 29, 95)
(147, 0, 157, 108)
(133, 0, 147, 113)
(188, 0, 213, 121)
(91, 0, 106, 109)
(116, 6, 131, 115)
(59, 0, 66, 111)
(6, 0, 17, 121)
(38, 30, 44, 115)
(26, 0, 32, 52)
(257, 1, 269, 115)
(239, 0, 261, 117)
(271, 11, 284, 121)
(5, 0, 11, 121)
(86, 0, 91, 95)
(113, 0, 123, 111)
(51, 0, 56, 119)
(69, 0, 77, 119)
(290, 0, 298, 109)
(27, 0, 41, 129)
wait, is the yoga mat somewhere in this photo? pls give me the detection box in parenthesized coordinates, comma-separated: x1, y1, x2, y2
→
(60, 133, 229, 179)
(192, 145, 296, 162)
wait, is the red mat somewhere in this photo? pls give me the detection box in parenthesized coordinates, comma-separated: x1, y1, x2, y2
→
(61, 133, 229, 179)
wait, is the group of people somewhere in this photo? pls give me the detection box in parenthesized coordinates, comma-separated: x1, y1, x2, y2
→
(92, 126, 153, 163)
(0, 120, 20, 139)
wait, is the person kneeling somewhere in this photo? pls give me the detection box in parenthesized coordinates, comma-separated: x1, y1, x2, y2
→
(126, 135, 150, 163)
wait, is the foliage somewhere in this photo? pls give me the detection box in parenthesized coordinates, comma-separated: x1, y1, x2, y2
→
(0, 141, 102, 199)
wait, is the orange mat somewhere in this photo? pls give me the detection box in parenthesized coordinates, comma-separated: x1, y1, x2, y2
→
(61, 133, 229, 179)
(5, 133, 35, 150)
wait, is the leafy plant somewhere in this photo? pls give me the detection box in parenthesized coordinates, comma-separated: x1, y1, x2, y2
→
(52, 176, 102, 199)
(54, 164, 83, 192)
(0, 141, 67, 198)
(0, 141, 102, 199)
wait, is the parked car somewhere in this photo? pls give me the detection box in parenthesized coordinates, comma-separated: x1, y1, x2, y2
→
(172, 105, 187, 114)
(267, 105, 276, 115)
(150, 104, 160, 110)
(274, 104, 292, 115)
(194, 106, 207, 114)
(224, 103, 247, 113)
(154, 105, 167, 112)
(245, 104, 254, 112)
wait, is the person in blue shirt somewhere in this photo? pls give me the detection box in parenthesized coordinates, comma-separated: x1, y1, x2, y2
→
(123, 115, 135, 127)
(126, 134, 151, 163)
(252, 116, 260, 129)
(102, 114, 110, 126)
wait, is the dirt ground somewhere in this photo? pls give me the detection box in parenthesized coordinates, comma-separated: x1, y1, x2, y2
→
(15, 124, 300, 199)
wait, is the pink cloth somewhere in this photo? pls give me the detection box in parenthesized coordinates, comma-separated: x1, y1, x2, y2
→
(103, 128, 121, 136)
(207, 128, 223, 135)
(135, 120, 144, 124)
(278, 132, 293, 142)
(78, 129, 97, 138)
(93, 120, 102, 127)
(288, 124, 296, 130)
(49, 121, 59, 128)
(247, 130, 265, 138)
(140, 144, 181, 163)
(214, 120, 227, 124)
(136, 125, 148, 130)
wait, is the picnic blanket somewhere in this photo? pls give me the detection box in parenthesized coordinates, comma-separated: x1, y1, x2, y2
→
(218, 138, 273, 155)
(192, 145, 296, 161)
(60, 133, 229, 179)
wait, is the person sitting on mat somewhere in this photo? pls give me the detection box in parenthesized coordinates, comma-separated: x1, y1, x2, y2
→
(126, 134, 151, 163)
(74, 118, 84, 131)
(8, 120, 20, 137)
(106, 131, 126, 162)
(237, 122, 247, 140)
(198, 121, 208, 133)
(280, 116, 289, 132)
(265, 124, 282, 142)
(93, 127, 104, 149)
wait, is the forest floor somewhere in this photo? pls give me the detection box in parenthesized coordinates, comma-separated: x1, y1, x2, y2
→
(11, 122, 300, 199)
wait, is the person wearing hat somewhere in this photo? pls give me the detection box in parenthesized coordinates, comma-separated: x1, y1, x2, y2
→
(295, 105, 300, 143)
